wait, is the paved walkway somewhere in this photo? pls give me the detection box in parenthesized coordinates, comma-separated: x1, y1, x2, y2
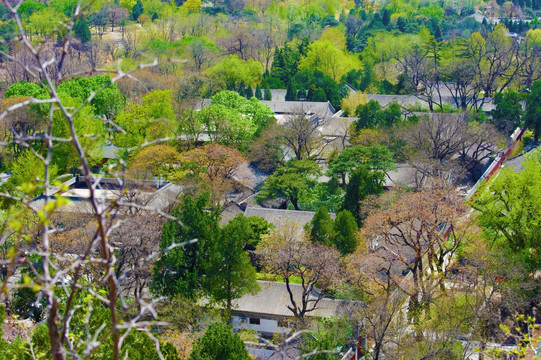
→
(112, 32, 124, 50)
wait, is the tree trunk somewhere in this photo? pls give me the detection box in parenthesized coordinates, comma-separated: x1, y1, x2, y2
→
(48, 297, 65, 360)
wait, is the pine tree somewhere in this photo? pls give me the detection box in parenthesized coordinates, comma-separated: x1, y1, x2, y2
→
(525, 80, 541, 141)
(333, 210, 358, 255)
(309, 207, 335, 246)
(74, 19, 91, 43)
(285, 80, 296, 101)
(307, 85, 316, 101)
(255, 84, 262, 100)
(238, 84, 246, 97)
(152, 193, 220, 299)
(343, 166, 384, 226)
(263, 85, 272, 100)
(360, 63, 373, 92)
(204, 216, 259, 318)
(382, 9, 391, 26)
(312, 87, 327, 102)
(245, 86, 253, 99)
(131, 0, 143, 21)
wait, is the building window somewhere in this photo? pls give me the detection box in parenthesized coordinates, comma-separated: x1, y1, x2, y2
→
(278, 320, 289, 328)
(249, 318, 260, 325)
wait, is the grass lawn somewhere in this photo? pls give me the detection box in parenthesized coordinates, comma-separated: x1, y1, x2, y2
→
(256, 272, 303, 284)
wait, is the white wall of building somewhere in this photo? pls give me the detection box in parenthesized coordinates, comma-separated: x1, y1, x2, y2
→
(232, 314, 290, 335)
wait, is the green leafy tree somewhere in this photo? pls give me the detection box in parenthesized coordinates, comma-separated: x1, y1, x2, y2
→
(211, 55, 263, 91)
(308, 206, 335, 246)
(26, 7, 64, 37)
(204, 217, 259, 318)
(129, 144, 181, 179)
(3, 81, 50, 121)
(258, 159, 321, 210)
(298, 40, 361, 82)
(524, 80, 541, 141)
(17, 0, 46, 18)
(291, 69, 343, 108)
(302, 317, 353, 360)
(471, 150, 541, 270)
(343, 166, 385, 226)
(119, 0, 136, 10)
(355, 101, 402, 130)
(184, 0, 202, 12)
(232, 214, 273, 251)
(152, 193, 220, 299)
(312, 87, 327, 102)
(491, 91, 523, 134)
(299, 178, 344, 213)
(189, 322, 250, 360)
(115, 89, 174, 147)
(380, 103, 402, 127)
(208, 91, 274, 137)
(5, 81, 48, 99)
(5, 150, 58, 197)
(57, 75, 125, 117)
(52, 100, 106, 172)
(271, 43, 301, 85)
(333, 210, 358, 255)
(49, 0, 78, 16)
(327, 145, 395, 185)
(197, 92, 273, 149)
(355, 100, 382, 130)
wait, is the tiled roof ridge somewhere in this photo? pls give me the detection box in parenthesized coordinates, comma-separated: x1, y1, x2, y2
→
(244, 206, 318, 215)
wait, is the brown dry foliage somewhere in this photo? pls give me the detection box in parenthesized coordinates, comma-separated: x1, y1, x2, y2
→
(256, 222, 341, 322)
(361, 182, 465, 300)
(181, 143, 245, 207)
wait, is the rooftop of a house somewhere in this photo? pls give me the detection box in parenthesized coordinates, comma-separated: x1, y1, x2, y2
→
(384, 164, 419, 188)
(232, 162, 269, 191)
(231, 281, 360, 318)
(102, 141, 120, 160)
(361, 94, 497, 112)
(219, 201, 245, 225)
(259, 100, 336, 118)
(244, 206, 335, 229)
(196, 98, 336, 119)
(30, 177, 181, 213)
(504, 143, 540, 173)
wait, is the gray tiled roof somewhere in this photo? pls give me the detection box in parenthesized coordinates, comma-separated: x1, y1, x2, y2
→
(384, 164, 418, 188)
(195, 99, 336, 119)
(505, 155, 525, 172)
(244, 207, 335, 229)
(102, 141, 120, 159)
(219, 202, 244, 225)
(364, 94, 496, 111)
(259, 101, 336, 119)
(30, 180, 182, 214)
(232, 281, 360, 318)
(247, 347, 276, 360)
